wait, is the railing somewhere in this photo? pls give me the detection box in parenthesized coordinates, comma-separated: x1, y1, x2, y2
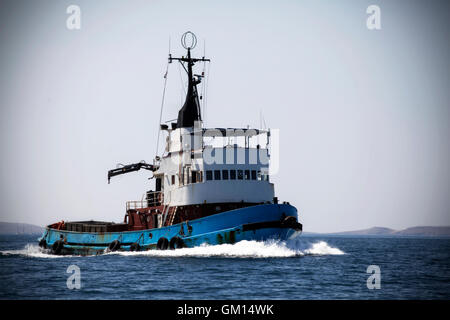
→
(126, 191, 163, 211)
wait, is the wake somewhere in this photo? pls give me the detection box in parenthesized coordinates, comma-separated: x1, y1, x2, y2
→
(111, 239, 345, 258)
(0, 243, 71, 259)
(0, 239, 344, 259)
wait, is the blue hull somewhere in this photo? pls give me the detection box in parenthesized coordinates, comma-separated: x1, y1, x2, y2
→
(39, 204, 301, 255)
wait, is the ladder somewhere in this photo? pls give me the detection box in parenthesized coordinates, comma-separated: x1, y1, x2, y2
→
(168, 206, 178, 226)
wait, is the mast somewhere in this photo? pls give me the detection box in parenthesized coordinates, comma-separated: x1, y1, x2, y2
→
(169, 32, 210, 128)
(106, 32, 208, 184)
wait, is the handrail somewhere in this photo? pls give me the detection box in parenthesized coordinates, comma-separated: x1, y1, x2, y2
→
(126, 191, 163, 211)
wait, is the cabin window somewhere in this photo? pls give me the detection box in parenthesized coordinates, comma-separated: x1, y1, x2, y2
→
(237, 170, 244, 180)
(171, 175, 175, 185)
(206, 170, 213, 181)
(214, 170, 221, 180)
(222, 170, 229, 180)
(251, 170, 257, 180)
(191, 171, 197, 183)
(198, 171, 203, 183)
(230, 170, 236, 180)
(244, 170, 250, 180)
(257, 171, 262, 181)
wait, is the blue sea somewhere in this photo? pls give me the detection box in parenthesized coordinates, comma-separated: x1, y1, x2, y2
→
(0, 234, 449, 299)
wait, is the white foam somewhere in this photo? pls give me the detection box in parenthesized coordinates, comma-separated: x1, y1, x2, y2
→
(303, 240, 345, 255)
(0, 244, 76, 259)
(1, 240, 345, 259)
(108, 239, 345, 258)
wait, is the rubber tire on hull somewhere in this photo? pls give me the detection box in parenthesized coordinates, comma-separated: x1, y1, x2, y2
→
(130, 243, 140, 252)
(109, 240, 121, 252)
(39, 239, 47, 249)
(156, 237, 169, 250)
(169, 237, 185, 250)
(281, 216, 302, 231)
(51, 240, 64, 255)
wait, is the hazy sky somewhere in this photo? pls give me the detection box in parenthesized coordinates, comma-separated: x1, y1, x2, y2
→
(0, 0, 449, 232)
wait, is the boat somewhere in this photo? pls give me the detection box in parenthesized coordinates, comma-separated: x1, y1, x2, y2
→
(38, 32, 302, 255)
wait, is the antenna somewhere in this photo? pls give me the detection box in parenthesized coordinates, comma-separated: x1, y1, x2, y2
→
(260, 109, 262, 130)
(263, 114, 267, 130)
(170, 32, 210, 128)
(202, 39, 206, 124)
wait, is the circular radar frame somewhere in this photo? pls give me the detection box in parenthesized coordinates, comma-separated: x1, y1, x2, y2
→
(181, 31, 197, 50)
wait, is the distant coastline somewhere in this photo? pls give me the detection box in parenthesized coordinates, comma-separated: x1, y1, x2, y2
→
(0, 222, 44, 235)
(1, 221, 450, 237)
(304, 226, 450, 237)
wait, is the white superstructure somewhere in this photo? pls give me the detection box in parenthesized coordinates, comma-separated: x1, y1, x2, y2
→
(154, 122, 275, 206)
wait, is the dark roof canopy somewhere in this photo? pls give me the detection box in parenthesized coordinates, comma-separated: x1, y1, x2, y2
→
(190, 128, 269, 137)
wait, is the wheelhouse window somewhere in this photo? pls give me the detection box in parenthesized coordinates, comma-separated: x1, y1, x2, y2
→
(171, 175, 175, 185)
(237, 170, 244, 180)
(257, 171, 269, 181)
(244, 170, 250, 180)
(222, 170, 229, 180)
(251, 170, 257, 180)
(206, 170, 213, 181)
(214, 170, 221, 180)
(191, 171, 197, 183)
(230, 170, 236, 180)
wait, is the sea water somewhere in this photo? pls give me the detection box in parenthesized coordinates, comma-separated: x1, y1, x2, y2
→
(0, 234, 449, 299)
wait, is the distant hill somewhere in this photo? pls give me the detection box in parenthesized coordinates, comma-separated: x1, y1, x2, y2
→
(0, 222, 44, 235)
(328, 226, 450, 237)
(393, 226, 450, 236)
(331, 227, 395, 236)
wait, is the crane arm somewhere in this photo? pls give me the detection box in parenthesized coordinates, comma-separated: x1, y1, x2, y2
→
(107, 162, 156, 184)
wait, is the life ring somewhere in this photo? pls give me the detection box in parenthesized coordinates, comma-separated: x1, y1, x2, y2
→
(156, 237, 169, 250)
(108, 240, 121, 252)
(169, 236, 185, 250)
(39, 239, 47, 249)
(51, 240, 64, 255)
(130, 242, 140, 252)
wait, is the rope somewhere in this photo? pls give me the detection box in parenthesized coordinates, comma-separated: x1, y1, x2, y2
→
(155, 61, 170, 158)
(178, 62, 186, 104)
